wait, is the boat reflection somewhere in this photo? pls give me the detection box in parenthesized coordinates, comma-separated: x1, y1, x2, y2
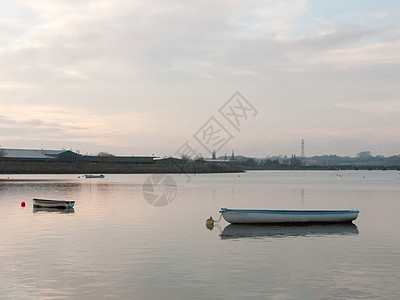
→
(220, 223, 358, 240)
(33, 207, 75, 214)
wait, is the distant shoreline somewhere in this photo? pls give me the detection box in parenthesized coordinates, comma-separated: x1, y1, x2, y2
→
(2, 161, 398, 175)
(0, 161, 244, 174)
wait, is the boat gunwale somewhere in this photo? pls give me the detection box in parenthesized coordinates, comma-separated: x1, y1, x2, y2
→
(220, 208, 359, 214)
(33, 198, 75, 204)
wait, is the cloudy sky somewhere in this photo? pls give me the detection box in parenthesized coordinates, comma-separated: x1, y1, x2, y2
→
(1, 0, 399, 157)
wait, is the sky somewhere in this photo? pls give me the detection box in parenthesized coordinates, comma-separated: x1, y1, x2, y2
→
(1, 0, 400, 158)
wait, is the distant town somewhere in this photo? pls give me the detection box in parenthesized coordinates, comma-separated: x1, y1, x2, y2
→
(1, 147, 400, 174)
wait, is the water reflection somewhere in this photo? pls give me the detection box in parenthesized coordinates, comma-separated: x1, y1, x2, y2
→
(220, 223, 359, 240)
(33, 207, 75, 214)
(0, 182, 81, 200)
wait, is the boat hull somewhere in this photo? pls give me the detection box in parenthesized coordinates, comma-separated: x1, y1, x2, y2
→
(33, 198, 75, 209)
(84, 174, 105, 178)
(220, 208, 359, 224)
(33, 207, 75, 214)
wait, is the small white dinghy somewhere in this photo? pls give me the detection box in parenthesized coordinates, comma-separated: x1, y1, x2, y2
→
(33, 198, 75, 209)
(220, 208, 359, 224)
(84, 174, 105, 178)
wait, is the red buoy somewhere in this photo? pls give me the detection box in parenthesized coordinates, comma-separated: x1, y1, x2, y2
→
(21, 201, 26, 207)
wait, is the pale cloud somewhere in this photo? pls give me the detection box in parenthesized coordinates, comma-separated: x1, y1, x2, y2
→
(311, 42, 400, 67)
(1, 0, 400, 156)
(227, 0, 307, 40)
(333, 100, 400, 115)
(368, 11, 388, 20)
(0, 104, 157, 149)
(0, 81, 33, 90)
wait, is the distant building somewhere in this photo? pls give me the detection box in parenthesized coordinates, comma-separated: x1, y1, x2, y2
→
(0, 148, 156, 164)
(0, 148, 85, 163)
(86, 155, 156, 164)
(205, 158, 232, 164)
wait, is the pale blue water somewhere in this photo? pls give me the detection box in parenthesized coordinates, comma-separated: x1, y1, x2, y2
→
(1, 171, 400, 299)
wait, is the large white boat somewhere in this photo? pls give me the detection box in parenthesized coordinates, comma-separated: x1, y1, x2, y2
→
(33, 198, 75, 209)
(220, 208, 359, 224)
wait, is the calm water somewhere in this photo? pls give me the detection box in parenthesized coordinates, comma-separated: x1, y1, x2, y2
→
(1, 171, 400, 299)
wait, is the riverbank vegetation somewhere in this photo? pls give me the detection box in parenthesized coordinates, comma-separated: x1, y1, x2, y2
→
(0, 159, 244, 174)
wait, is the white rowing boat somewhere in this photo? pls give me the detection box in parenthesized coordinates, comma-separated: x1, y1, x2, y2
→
(220, 208, 359, 224)
(84, 174, 105, 178)
(33, 198, 75, 209)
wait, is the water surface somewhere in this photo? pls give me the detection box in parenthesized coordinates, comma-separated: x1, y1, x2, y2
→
(1, 171, 399, 299)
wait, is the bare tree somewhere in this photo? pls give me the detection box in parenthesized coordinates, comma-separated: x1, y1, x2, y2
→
(181, 154, 191, 162)
(357, 151, 373, 159)
(97, 152, 115, 163)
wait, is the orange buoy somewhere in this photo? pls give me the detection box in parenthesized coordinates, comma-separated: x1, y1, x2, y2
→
(21, 201, 26, 207)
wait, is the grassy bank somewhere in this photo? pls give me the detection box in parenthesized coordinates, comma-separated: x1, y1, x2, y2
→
(0, 161, 244, 174)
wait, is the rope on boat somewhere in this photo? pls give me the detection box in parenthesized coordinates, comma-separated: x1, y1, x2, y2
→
(214, 213, 223, 223)
(213, 223, 223, 233)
